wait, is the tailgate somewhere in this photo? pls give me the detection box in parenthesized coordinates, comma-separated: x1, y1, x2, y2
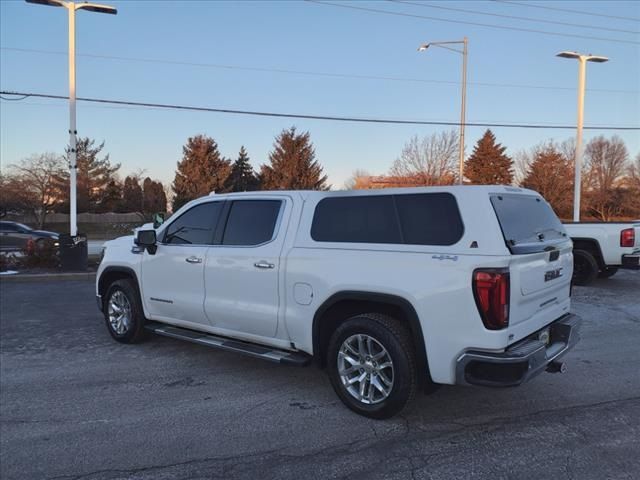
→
(508, 244, 573, 325)
(490, 193, 573, 327)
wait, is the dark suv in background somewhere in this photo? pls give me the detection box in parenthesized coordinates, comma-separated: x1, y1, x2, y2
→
(0, 221, 60, 251)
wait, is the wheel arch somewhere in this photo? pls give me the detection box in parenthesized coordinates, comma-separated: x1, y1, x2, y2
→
(571, 237, 605, 269)
(98, 266, 141, 302)
(312, 291, 431, 384)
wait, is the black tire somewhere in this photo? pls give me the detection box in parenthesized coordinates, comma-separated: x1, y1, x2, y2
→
(572, 249, 599, 286)
(103, 279, 147, 343)
(327, 313, 418, 419)
(598, 267, 618, 279)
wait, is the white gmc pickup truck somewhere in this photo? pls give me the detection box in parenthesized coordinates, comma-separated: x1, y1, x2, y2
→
(563, 222, 640, 285)
(96, 186, 581, 418)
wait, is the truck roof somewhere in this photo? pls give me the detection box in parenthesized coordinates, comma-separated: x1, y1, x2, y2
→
(209, 185, 540, 200)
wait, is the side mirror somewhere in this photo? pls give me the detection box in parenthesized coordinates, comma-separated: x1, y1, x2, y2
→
(134, 229, 157, 254)
(152, 212, 165, 229)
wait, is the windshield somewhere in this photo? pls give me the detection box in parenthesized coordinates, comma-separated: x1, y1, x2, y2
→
(490, 194, 568, 254)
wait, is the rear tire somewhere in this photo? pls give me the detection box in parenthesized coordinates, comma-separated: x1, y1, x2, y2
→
(104, 279, 147, 343)
(572, 249, 599, 286)
(598, 267, 618, 279)
(327, 313, 418, 419)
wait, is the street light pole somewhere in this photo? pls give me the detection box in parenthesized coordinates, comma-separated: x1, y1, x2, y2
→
(459, 37, 468, 185)
(418, 37, 468, 185)
(26, 0, 117, 237)
(556, 51, 608, 222)
(68, 3, 77, 236)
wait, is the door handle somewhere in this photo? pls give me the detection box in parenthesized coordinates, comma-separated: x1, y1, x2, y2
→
(185, 256, 203, 264)
(254, 261, 275, 269)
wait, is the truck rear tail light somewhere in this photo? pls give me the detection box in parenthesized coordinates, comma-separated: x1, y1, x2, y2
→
(473, 269, 510, 330)
(620, 228, 635, 248)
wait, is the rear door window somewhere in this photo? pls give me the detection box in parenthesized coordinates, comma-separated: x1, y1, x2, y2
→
(490, 194, 567, 254)
(222, 200, 282, 246)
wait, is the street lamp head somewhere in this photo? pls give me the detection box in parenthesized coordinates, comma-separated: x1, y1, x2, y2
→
(25, 0, 66, 7)
(556, 51, 581, 60)
(76, 2, 117, 14)
(417, 43, 430, 52)
(587, 55, 609, 63)
(557, 51, 609, 63)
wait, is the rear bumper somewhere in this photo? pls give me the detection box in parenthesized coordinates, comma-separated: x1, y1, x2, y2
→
(621, 250, 640, 269)
(455, 313, 581, 387)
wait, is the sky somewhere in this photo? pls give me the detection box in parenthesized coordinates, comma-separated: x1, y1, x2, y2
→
(1, 0, 639, 189)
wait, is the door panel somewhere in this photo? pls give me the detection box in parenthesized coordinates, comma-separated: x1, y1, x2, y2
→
(204, 245, 281, 337)
(141, 245, 209, 325)
(204, 199, 288, 338)
(140, 200, 223, 326)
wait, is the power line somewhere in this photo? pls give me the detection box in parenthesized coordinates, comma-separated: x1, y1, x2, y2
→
(2, 47, 637, 95)
(0, 94, 30, 101)
(5, 99, 630, 129)
(1, 91, 638, 131)
(493, 0, 640, 23)
(307, 0, 640, 45)
(390, 0, 640, 35)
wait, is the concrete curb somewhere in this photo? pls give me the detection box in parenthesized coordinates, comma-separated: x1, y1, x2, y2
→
(0, 272, 96, 283)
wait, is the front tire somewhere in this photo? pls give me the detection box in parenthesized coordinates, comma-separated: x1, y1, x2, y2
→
(327, 313, 418, 419)
(104, 279, 147, 343)
(572, 249, 599, 286)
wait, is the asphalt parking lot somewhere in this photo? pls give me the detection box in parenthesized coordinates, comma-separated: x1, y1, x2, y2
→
(1, 273, 639, 480)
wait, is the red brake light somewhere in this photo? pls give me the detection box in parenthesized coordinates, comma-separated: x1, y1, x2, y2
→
(620, 228, 635, 248)
(473, 269, 510, 330)
(26, 237, 35, 255)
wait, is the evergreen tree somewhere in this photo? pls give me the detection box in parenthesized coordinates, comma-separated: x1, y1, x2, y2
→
(98, 179, 123, 213)
(121, 176, 143, 213)
(464, 129, 513, 185)
(172, 135, 231, 211)
(225, 146, 259, 192)
(54, 138, 120, 213)
(260, 127, 329, 190)
(142, 177, 167, 213)
(521, 143, 574, 219)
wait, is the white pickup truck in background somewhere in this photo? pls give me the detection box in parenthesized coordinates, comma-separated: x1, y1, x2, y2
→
(563, 222, 640, 285)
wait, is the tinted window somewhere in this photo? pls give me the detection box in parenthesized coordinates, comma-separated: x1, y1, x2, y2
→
(164, 202, 222, 245)
(490, 194, 566, 254)
(311, 196, 402, 244)
(222, 200, 281, 246)
(395, 193, 464, 246)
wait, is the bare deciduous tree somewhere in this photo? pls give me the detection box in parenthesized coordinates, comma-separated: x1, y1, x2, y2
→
(624, 153, 640, 189)
(7, 153, 66, 228)
(389, 131, 458, 185)
(583, 136, 630, 221)
(623, 153, 640, 218)
(344, 169, 371, 190)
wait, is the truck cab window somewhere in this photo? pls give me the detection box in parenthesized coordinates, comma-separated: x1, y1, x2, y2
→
(164, 202, 222, 245)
